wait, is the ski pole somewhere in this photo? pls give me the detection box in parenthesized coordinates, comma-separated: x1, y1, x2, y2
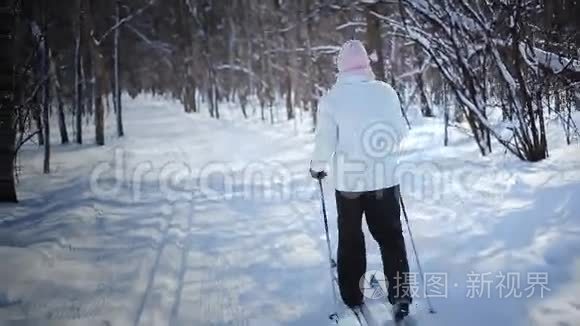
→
(318, 178, 337, 269)
(317, 178, 340, 321)
(400, 193, 436, 314)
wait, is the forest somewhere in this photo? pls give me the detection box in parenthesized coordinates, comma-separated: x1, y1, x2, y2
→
(1, 0, 579, 203)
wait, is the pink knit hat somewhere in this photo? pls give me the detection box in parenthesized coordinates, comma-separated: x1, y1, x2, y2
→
(336, 40, 372, 73)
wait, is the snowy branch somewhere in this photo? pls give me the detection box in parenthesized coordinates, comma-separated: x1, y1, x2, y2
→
(125, 23, 173, 55)
(93, 0, 156, 46)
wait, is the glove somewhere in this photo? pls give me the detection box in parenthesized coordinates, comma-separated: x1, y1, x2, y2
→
(310, 169, 327, 180)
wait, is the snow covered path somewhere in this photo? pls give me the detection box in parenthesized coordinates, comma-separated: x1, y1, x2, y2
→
(1, 96, 580, 326)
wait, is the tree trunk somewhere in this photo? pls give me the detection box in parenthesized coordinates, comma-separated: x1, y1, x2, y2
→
(311, 101, 317, 130)
(50, 50, 69, 144)
(302, 0, 316, 129)
(247, 40, 254, 97)
(32, 29, 45, 147)
(75, 0, 83, 144)
(414, 49, 434, 117)
(85, 53, 93, 119)
(365, 3, 386, 82)
(537, 91, 548, 159)
(574, 85, 580, 111)
(444, 91, 449, 146)
(182, 86, 190, 113)
(286, 70, 294, 120)
(416, 71, 433, 117)
(476, 104, 492, 154)
(76, 54, 83, 143)
(83, 43, 93, 120)
(213, 82, 220, 119)
(110, 68, 117, 113)
(86, 0, 106, 146)
(207, 86, 214, 118)
(566, 90, 572, 145)
(114, 0, 124, 137)
(191, 82, 197, 113)
(42, 70, 50, 174)
(42, 18, 51, 174)
(0, 2, 18, 202)
(464, 110, 487, 156)
(94, 80, 105, 145)
(34, 97, 44, 145)
(240, 93, 248, 119)
(260, 96, 265, 121)
(56, 87, 68, 144)
(284, 8, 295, 121)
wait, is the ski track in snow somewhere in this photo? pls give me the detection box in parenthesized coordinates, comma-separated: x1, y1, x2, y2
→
(1, 95, 580, 326)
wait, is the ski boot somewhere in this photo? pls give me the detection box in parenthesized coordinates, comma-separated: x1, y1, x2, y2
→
(392, 298, 410, 322)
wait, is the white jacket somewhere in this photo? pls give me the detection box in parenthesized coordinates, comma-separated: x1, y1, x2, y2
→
(310, 72, 408, 192)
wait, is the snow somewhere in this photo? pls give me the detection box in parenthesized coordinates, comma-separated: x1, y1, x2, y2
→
(311, 46, 341, 54)
(1, 95, 580, 325)
(519, 43, 580, 74)
(534, 47, 580, 74)
(336, 22, 366, 31)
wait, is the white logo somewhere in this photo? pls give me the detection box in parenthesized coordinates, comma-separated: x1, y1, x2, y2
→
(361, 122, 399, 158)
(360, 270, 388, 300)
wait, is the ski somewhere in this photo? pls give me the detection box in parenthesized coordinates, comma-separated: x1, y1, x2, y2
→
(352, 305, 368, 326)
(368, 274, 416, 326)
(328, 304, 370, 326)
(363, 300, 416, 326)
(328, 258, 370, 326)
(392, 302, 408, 326)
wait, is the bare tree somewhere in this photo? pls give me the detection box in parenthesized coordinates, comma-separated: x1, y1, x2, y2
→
(50, 50, 70, 144)
(114, 0, 124, 137)
(85, 0, 106, 146)
(75, 0, 84, 144)
(365, 2, 386, 82)
(390, 0, 580, 161)
(0, 2, 18, 202)
(41, 16, 51, 174)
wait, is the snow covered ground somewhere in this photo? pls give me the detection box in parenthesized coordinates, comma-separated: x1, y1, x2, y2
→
(1, 95, 579, 326)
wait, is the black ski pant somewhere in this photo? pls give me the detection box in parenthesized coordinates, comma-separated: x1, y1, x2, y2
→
(335, 185, 411, 306)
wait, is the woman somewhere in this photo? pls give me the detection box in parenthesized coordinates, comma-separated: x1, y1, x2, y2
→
(309, 40, 411, 318)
